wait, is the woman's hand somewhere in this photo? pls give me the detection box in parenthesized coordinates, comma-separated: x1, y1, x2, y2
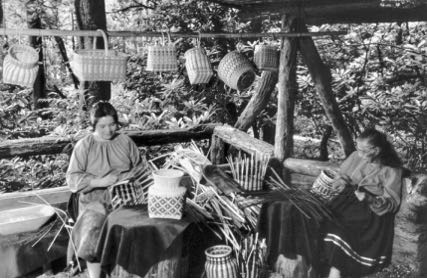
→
(331, 174, 350, 191)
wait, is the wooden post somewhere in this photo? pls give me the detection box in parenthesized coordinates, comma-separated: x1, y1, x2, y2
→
(297, 18, 355, 156)
(234, 71, 278, 131)
(274, 15, 298, 181)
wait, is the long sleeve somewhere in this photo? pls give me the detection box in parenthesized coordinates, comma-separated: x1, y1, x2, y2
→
(368, 167, 402, 216)
(66, 139, 95, 193)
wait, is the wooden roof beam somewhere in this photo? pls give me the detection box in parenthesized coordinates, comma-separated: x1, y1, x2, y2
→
(238, 1, 427, 24)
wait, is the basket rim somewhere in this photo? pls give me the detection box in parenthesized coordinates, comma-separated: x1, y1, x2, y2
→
(205, 244, 233, 258)
(7, 44, 39, 67)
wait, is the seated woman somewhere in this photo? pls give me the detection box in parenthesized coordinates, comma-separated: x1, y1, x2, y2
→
(324, 128, 403, 277)
(66, 101, 147, 278)
(258, 128, 404, 278)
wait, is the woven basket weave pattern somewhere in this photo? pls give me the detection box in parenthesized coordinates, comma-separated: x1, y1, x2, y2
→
(254, 45, 279, 72)
(146, 45, 178, 72)
(69, 30, 129, 82)
(109, 182, 146, 210)
(218, 51, 255, 91)
(310, 170, 341, 202)
(185, 47, 213, 84)
(148, 185, 186, 219)
(3, 44, 39, 87)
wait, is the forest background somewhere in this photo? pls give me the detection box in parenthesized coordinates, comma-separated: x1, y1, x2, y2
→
(0, 0, 426, 193)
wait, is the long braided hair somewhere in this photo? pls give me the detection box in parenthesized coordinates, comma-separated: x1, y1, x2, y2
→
(358, 128, 403, 168)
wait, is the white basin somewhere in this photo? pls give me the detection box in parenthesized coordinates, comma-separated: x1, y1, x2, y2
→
(0, 204, 56, 235)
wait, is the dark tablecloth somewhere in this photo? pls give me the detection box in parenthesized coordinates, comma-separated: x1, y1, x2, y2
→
(96, 204, 191, 277)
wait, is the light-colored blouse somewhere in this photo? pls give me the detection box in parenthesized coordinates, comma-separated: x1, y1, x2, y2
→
(66, 133, 146, 208)
(339, 151, 402, 216)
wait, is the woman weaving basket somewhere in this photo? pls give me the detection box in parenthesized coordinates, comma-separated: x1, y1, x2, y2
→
(66, 101, 148, 278)
(258, 128, 404, 277)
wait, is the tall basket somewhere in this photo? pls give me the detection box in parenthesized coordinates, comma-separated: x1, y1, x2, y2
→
(3, 44, 39, 87)
(254, 45, 279, 72)
(218, 51, 255, 91)
(69, 29, 129, 82)
(146, 34, 178, 72)
(185, 47, 213, 84)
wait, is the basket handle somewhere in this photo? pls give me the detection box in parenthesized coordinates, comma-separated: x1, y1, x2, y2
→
(93, 29, 109, 55)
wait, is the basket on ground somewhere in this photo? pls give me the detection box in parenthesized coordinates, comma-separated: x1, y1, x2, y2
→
(3, 44, 39, 87)
(185, 47, 213, 84)
(218, 51, 255, 91)
(69, 29, 129, 82)
(254, 45, 279, 72)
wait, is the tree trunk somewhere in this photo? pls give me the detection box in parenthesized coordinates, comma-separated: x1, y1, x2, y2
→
(274, 15, 298, 169)
(26, 1, 46, 109)
(74, 0, 110, 108)
(297, 18, 355, 156)
(54, 36, 79, 89)
(234, 71, 278, 131)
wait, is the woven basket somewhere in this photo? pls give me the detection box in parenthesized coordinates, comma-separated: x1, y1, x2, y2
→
(254, 45, 279, 72)
(69, 29, 129, 82)
(310, 170, 342, 202)
(3, 44, 39, 87)
(218, 51, 255, 91)
(109, 182, 146, 210)
(146, 40, 178, 72)
(185, 47, 213, 84)
(148, 185, 186, 219)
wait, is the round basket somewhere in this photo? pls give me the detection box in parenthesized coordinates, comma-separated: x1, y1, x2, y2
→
(184, 47, 213, 84)
(254, 45, 279, 72)
(311, 170, 341, 202)
(218, 51, 255, 91)
(3, 44, 39, 87)
(152, 169, 184, 188)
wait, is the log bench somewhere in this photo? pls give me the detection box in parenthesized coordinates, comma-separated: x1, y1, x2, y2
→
(0, 124, 426, 277)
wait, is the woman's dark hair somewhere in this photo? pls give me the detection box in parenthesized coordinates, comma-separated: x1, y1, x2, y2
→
(90, 101, 119, 130)
(358, 128, 402, 168)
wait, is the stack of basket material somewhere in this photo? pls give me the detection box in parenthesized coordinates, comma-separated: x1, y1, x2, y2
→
(148, 169, 187, 220)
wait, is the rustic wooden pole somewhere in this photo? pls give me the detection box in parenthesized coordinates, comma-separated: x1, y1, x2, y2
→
(274, 15, 298, 165)
(297, 18, 355, 156)
(234, 71, 278, 131)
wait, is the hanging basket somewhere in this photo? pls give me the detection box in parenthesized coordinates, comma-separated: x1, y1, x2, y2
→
(218, 51, 255, 91)
(69, 29, 129, 82)
(254, 45, 279, 72)
(146, 34, 178, 72)
(185, 47, 213, 84)
(3, 44, 39, 87)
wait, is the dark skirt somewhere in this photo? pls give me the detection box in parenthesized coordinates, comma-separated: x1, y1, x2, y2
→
(71, 189, 112, 262)
(323, 186, 396, 277)
(257, 200, 323, 276)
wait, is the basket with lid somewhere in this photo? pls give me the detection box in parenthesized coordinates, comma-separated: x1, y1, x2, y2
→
(218, 51, 255, 91)
(69, 29, 129, 82)
(3, 44, 39, 87)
